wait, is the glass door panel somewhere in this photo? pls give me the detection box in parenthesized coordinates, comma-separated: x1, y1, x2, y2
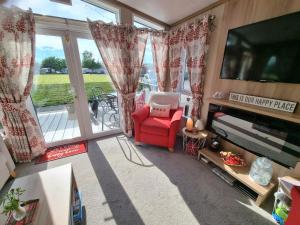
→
(31, 34, 81, 143)
(76, 38, 120, 134)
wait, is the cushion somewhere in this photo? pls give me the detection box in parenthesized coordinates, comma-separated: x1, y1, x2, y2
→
(150, 103, 170, 118)
(149, 92, 180, 109)
(285, 187, 300, 225)
(135, 90, 146, 110)
(141, 117, 171, 136)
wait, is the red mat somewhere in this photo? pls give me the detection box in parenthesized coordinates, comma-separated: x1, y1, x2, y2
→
(35, 141, 87, 164)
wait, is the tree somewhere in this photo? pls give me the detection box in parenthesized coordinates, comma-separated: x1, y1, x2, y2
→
(41, 56, 66, 72)
(82, 50, 103, 70)
(58, 58, 66, 70)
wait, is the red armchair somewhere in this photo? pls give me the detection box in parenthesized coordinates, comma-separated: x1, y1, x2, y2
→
(132, 104, 183, 152)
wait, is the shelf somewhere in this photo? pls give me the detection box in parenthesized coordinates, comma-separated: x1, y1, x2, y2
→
(207, 98, 300, 124)
(199, 148, 275, 197)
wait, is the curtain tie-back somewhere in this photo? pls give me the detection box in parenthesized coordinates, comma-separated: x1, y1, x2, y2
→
(121, 92, 136, 109)
(192, 95, 202, 107)
(0, 101, 27, 113)
(121, 92, 136, 101)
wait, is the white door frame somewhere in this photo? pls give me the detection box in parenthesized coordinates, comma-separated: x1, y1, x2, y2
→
(34, 24, 121, 147)
(34, 29, 86, 147)
(67, 31, 122, 139)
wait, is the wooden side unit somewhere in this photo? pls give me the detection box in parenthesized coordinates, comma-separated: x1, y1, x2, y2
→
(199, 148, 275, 206)
(208, 98, 300, 124)
(206, 98, 300, 179)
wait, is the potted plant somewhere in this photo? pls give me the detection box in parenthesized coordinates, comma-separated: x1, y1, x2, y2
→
(1, 188, 26, 221)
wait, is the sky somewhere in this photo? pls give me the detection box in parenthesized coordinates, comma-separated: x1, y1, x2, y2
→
(4, 0, 117, 23)
(5, 0, 153, 65)
(35, 35, 102, 64)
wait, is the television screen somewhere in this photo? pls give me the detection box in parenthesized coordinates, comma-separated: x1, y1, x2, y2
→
(220, 12, 300, 83)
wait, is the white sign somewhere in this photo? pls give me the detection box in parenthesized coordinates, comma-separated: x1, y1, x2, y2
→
(229, 92, 297, 113)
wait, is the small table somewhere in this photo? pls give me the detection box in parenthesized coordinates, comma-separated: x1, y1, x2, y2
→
(0, 164, 77, 225)
(182, 128, 207, 155)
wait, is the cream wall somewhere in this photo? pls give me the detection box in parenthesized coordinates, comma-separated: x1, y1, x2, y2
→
(172, 0, 300, 178)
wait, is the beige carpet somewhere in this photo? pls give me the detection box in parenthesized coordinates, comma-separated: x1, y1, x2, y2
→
(1, 135, 276, 225)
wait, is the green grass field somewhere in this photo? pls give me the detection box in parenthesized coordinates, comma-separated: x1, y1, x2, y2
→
(31, 74, 114, 107)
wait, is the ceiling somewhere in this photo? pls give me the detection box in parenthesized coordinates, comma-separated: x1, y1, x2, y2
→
(118, 0, 219, 25)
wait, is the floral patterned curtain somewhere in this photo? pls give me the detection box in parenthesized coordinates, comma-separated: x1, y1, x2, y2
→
(150, 31, 169, 91)
(88, 20, 148, 136)
(0, 7, 46, 162)
(168, 27, 185, 92)
(185, 16, 210, 119)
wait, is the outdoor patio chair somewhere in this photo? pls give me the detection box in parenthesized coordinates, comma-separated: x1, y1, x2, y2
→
(91, 87, 119, 130)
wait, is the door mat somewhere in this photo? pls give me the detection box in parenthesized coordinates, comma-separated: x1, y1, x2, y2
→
(35, 141, 87, 164)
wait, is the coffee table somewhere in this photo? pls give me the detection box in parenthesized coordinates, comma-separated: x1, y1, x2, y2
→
(0, 164, 78, 225)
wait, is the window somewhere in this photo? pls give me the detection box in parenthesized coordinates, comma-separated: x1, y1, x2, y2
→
(4, 0, 119, 24)
(181, 50, 191, 93)
(133, 16, 164, 102)
(32, 34, 82, 143)
(134, 16, 164, 31)
(179, 50, 192, 117)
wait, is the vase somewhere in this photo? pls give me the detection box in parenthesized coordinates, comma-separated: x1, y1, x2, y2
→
(186, 118, 193, 131)
(13, 205, 26, 221)
(195, 119, 205, 130)
(249, 157, 273, 186)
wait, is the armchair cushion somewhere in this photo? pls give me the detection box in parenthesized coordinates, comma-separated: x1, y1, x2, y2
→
(171, 108, 184, 125)
(141, 117, 171, 136)
(149, 92, 180, 109)
(150, 103, 171, 118)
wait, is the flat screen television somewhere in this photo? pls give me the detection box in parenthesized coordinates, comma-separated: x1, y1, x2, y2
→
(220, 11, 300, 83)
(206, 104, 300, 168)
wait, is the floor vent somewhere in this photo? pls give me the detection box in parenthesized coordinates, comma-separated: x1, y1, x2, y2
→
(211, 167, 236, 186)
(199, 156, 258, 200)
(234, 182, 258, 200)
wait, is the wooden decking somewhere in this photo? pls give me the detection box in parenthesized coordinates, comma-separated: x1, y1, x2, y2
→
(37, 107, 120, 143)
(38, 110, 81, 143)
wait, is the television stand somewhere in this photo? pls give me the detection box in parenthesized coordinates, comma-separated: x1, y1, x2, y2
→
(198, 148, 276, 206)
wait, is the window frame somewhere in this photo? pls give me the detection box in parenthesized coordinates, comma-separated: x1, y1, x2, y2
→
(133, 15, 163, 101)
(84, 0, 120, 24)
(180, 49, 192, 96)
(6, 0, 120, 25)
(133, 15, 165, 30)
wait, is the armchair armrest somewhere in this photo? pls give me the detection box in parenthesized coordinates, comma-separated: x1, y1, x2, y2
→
(132, 104, 150, 124)
(170, 107, 183, 125)
(169, 107, 183, 148)
(132, 105, 150, 142)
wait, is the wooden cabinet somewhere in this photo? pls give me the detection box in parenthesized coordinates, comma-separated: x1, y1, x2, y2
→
(199, 148, 276, 206)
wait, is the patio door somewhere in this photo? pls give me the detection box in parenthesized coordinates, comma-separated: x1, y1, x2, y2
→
(31, 29, 121, 147)
(73, 36, 121, 137)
